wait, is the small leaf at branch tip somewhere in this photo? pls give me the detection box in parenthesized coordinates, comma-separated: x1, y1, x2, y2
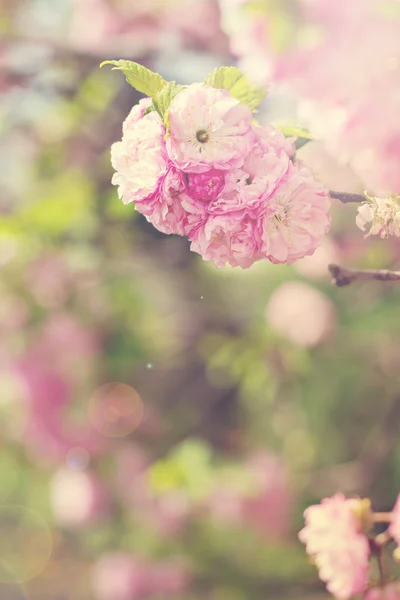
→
(99, 59, 167, 100)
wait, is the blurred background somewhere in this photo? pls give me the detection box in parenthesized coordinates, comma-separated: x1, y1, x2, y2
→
(1, 0, 400, 599)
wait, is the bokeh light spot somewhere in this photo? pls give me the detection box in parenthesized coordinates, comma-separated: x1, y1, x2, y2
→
(65, 447, 90, 471)
(88, 383, 144, 438)
(0, 505, 53, 584)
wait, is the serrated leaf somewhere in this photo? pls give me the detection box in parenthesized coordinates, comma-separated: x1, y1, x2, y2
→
(156, 81, 185, 123)
(100, 60, 167, 99)
(204, 66, 267, 112)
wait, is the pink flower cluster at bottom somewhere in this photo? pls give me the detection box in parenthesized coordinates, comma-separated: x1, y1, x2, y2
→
(300, 492, 400, 600)
(92, 553, 189, 600)
(111, 85, 331, 268)
(299, 494, 370, 599)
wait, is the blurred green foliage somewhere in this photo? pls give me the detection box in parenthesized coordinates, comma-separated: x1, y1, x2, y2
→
(2, 1, 400, 599)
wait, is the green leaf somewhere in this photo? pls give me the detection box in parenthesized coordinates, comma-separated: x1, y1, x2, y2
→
(100, 60, 167, 99)
(156, 81, 185, 123)
(204, 66, 267, 112)
(277, 125, 314, 150)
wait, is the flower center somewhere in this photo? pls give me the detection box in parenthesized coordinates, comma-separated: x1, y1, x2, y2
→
(196, 129, 209, 144)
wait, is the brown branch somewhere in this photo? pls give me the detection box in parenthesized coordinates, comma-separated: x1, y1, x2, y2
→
(328, 263, 400, 287)
(329, 191, 366, 204)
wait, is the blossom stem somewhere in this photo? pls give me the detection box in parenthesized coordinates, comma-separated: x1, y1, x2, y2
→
(376, 548, 387, 586)
(373, 513, 392, 523)
(329, 191, 366, 204)
(328, 264, 400, 287)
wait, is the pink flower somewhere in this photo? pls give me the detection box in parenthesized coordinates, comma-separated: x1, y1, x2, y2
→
(259, 163, 331, 264)
(166, 83, 254, 173)
(189, 213, 262, 268)
(91, 554, 190, 600)
(140, 165, 191, 236)
(209, 125, 291, 217)
(208, 484, 244, 524)
(356, 196, 400, 239)
(389, 493, 400, 546)
(91, 554, 151, 600)
(299, 493, 370, 599)
(122, 98, 153, 134)
(151, 562, 190, 595)
(365, 584, 400, 600)
(111, 111, 168, 205)
(15, 315, 106, 464)
(187, 168, 226, 201)
(242, 453, 292, 539)
(330, 85, 400, 195)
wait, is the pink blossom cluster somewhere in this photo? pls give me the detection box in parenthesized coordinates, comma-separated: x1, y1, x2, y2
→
(92, 553, 189, 600)
(208, 452, 292, 539)
(356, 195, 400, 239)
(111, 84, 331, 268)
(68, 0, 227, 56)
(219, 0, 400, 196)
(299, 492, 400, 600)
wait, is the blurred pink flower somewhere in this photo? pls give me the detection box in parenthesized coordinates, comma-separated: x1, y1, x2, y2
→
(114, 444, 150, 506)
(28, 254, 72, 309)
(242, 453, 292, 539)
(31, 313, 100, 379)
(266, 281, 336, 348)
(208, 452, 292, 539)
(114, 447, 189, 536)
(68, 0, 227, 56)
(50, 468, 108, 527)
(365, 584, 400, 600)
(151, 561, 191, 594)
(91, 554, 152, 600)
(166, 84, 254, 173)
(0, 293, 28, 333)
(295, 237, 339, 280)
(220, 0, 400, 194)
(91, 554, 190, 600)
(16, 315, 106, 464)
(165, 0, 227, 50)
(299, 493, 370, 599)
(207, 484, 244, 524)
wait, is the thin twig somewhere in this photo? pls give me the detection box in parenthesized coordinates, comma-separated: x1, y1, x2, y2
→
(329, 191, 366, 204)
(328, 264, 400, 287)
(373, 513, 392, 524)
